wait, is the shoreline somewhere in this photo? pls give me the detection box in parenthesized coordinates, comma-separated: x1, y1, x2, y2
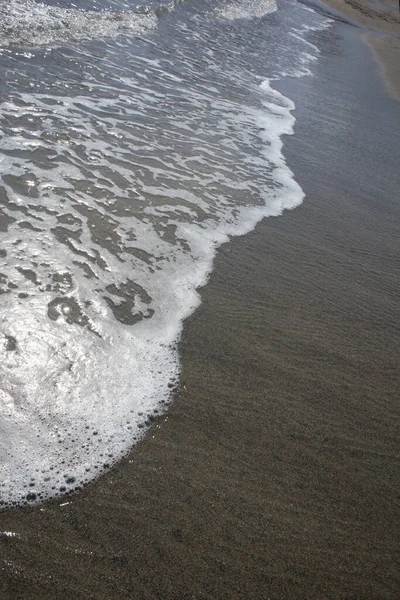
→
(316, 0, 400, 99)
(1, 4, 400, 600)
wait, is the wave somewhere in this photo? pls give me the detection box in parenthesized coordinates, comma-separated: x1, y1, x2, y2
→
(0, 77, 302, 507)
(0, 0, 159, 47)
(0, 0, 331, 507)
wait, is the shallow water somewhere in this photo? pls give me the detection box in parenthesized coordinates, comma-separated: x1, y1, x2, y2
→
(0, 0, 331, 506)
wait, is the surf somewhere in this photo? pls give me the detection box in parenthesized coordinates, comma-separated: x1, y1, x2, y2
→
(0, 0, 331, 507)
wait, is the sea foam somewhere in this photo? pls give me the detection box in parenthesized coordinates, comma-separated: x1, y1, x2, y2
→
(0, 78, 301, 506)
(0, 0, 158, 47)
(216, 0, 277, 21)
(0, 0, 330, 507)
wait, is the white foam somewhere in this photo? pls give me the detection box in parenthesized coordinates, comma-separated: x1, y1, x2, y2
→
(0, 77, 302, 506)
(0, 0, 157, 47)
(0, 531, 20, 538)
(0, 0, 332, 507)
(217, 0, 277, 21)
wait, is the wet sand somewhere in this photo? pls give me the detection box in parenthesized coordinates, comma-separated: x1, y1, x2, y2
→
(1, 5, 400, 600)
(318, 0, 400, 99)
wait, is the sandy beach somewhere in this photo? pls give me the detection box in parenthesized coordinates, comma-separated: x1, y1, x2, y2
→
(317, 0, 400, 99)
(1, 2, 399, 599)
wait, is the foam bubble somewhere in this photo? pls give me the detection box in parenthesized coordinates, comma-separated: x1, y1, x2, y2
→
(0, 0, 157, 48)
(0, 79, 302, 505)
(216, 0, 277, 21)
(0, 0, 332, 507)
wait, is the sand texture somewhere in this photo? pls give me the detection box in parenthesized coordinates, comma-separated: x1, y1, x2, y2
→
(319, 0, 400, 99)
(1, 5, 399, 600)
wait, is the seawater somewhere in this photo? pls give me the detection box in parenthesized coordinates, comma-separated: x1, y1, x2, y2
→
(0, 0, 331, 506)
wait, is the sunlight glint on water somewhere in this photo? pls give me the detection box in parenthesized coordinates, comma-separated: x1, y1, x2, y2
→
(0, 0, 331, 506)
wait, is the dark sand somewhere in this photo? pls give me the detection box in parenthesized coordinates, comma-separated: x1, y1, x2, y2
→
(1, 5, 399, 600)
